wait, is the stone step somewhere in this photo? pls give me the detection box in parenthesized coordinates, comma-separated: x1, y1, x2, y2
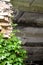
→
(11, 0, 43, 12)
(16, 27, 43, 43)
(16, 27, 43, 36)
(23, 46, 43, 61)
(15, 12, 43, 27)
(21, 37, 43, 44)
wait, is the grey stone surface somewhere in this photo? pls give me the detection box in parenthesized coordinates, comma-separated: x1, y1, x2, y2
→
(16, 27, 43, 43)
(11, 0, 43, 12)
(14, 11, 43, 61)
(14, 12, 43, 27)
(18, 12, 43, 26)
(23, 47, 43, 61)
(15, 23, 43, 61)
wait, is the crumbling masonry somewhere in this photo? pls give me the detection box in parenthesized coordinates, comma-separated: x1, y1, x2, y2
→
(0, 0, 13, 37)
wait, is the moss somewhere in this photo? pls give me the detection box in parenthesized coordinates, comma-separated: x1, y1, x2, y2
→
(11, 0, 43, 12)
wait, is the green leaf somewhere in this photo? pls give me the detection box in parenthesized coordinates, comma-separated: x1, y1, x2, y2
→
(0, 31, 27, 65)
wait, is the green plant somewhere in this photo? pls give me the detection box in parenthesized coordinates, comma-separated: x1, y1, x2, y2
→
(0, 33, 26, 65)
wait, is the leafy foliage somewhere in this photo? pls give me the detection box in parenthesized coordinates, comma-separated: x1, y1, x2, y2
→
(0, 33, 26, 65)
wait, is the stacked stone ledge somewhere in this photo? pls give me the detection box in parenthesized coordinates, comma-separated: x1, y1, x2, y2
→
(0, 0, 13, 37)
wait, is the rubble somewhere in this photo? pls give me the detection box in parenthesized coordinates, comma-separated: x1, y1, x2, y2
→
(0, 0, 13, 37)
